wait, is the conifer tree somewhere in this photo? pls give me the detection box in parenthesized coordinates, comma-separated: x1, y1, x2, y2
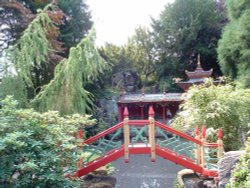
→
(32, 29, 109, 114)
(7, 4, 53, 87)
(0, 4, 55, 105)
(217, 0, 250, 87)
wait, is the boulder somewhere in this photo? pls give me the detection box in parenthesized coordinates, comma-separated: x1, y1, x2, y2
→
(96, 97, 119, 128)
(217, 150, 245, 188)
(82, 174, 116, 188)
(111, 73, 124, 88)
(177, 169, 218, 188)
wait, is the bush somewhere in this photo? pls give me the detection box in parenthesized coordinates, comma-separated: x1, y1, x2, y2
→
(0, 96, 95, 187)
(227, 137, 250, 188)
(172, 80, 250, 151)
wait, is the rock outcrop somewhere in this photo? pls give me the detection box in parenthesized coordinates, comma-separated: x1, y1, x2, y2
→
(111, 71, 140, 92)
(217, 150, 245, 188)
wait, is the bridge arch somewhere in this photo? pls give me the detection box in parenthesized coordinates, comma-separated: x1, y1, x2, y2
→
(74, 106, 223, 178)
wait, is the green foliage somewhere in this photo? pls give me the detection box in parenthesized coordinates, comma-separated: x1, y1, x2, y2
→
(227, 137, 250, 188)
(217, 0, 250, 87)
(172, 80, 250, 151)
(97, 43, 131, 92)
(0, 96, 95, 187)
(0, 76, 28, 107)
(99, 43, 132, 72)
(226, 0, 250, 20)
(32, 29, 110, 114)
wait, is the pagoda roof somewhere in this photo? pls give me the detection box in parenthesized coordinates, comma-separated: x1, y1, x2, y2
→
(118, 93, 185, 104)
(185, 69, 213, 79)
(176, 78, 220, 91)
(185, 55, 212, 79)
(178, 78, 206, 84)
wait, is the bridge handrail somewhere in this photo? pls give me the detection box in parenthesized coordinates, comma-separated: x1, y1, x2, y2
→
(84, 122, 123, 145)
(202, 143, 219, 147)
(83, 120, 219, 147)
(155, 121, 218, 147)
(128, 120, 149, 126)
(154, 121, 202, 145)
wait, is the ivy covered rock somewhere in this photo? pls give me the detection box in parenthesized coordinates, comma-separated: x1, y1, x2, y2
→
(226, 138, 250, 188)
(217, 151, 244, 188)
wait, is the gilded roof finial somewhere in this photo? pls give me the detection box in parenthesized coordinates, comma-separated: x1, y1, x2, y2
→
(163, 82, 166, 95)
(197, 54, 202, 70)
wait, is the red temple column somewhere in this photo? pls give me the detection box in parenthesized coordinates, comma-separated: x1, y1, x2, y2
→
(162, 105, 166, 123)
(169, 104, 178, 117)
(118, 104, 123, 122)
(141, 106, 144, 119)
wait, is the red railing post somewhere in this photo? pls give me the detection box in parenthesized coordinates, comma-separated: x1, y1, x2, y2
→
(201, 125, 206, 168)
(217, 129, 224, 158)
(148, 105, 156, 162)
(195, 127, 201, 165)
(123, 106, 130, 163)
(74, 129, 84, 177)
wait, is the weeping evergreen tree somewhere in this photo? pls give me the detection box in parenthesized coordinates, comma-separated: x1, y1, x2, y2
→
(1, 3, 106, 114)
(32, 29, 109, 114)
(0, 4, 54, 105)
(8, 5, 52, 86)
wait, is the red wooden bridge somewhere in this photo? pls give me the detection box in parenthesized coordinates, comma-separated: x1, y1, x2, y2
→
(74, 106, 223, 178)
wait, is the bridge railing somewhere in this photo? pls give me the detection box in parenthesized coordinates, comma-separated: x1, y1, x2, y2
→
(154, 120, 223, 177)
(197, 126, 223, 176)
(123, 105, 223, 176)
(82, 121, 123, 165)
(155, 121, 199, 162)
(77, 105, 223, 177)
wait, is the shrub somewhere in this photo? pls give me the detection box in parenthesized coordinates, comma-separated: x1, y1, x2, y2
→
(0, 96, 95, 187)
(172, 80, 250, 151)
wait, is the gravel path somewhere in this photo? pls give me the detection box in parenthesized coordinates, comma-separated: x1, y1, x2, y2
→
(111, 154, 183, 188)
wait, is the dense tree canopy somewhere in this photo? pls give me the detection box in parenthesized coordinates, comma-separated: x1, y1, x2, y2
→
(125, 27, 157, 87)
(99, 27, 157, 90)
(98, 43, 133, 90)
(99, 43, 131, 74)
(152, 0, 224, 89)
(217, 0, 250, 87)
(58, 0, 93, 50)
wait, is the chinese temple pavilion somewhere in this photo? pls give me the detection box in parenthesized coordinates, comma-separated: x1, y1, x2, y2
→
(176, 55, 213, 91)
(117, 55, 214, 123)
